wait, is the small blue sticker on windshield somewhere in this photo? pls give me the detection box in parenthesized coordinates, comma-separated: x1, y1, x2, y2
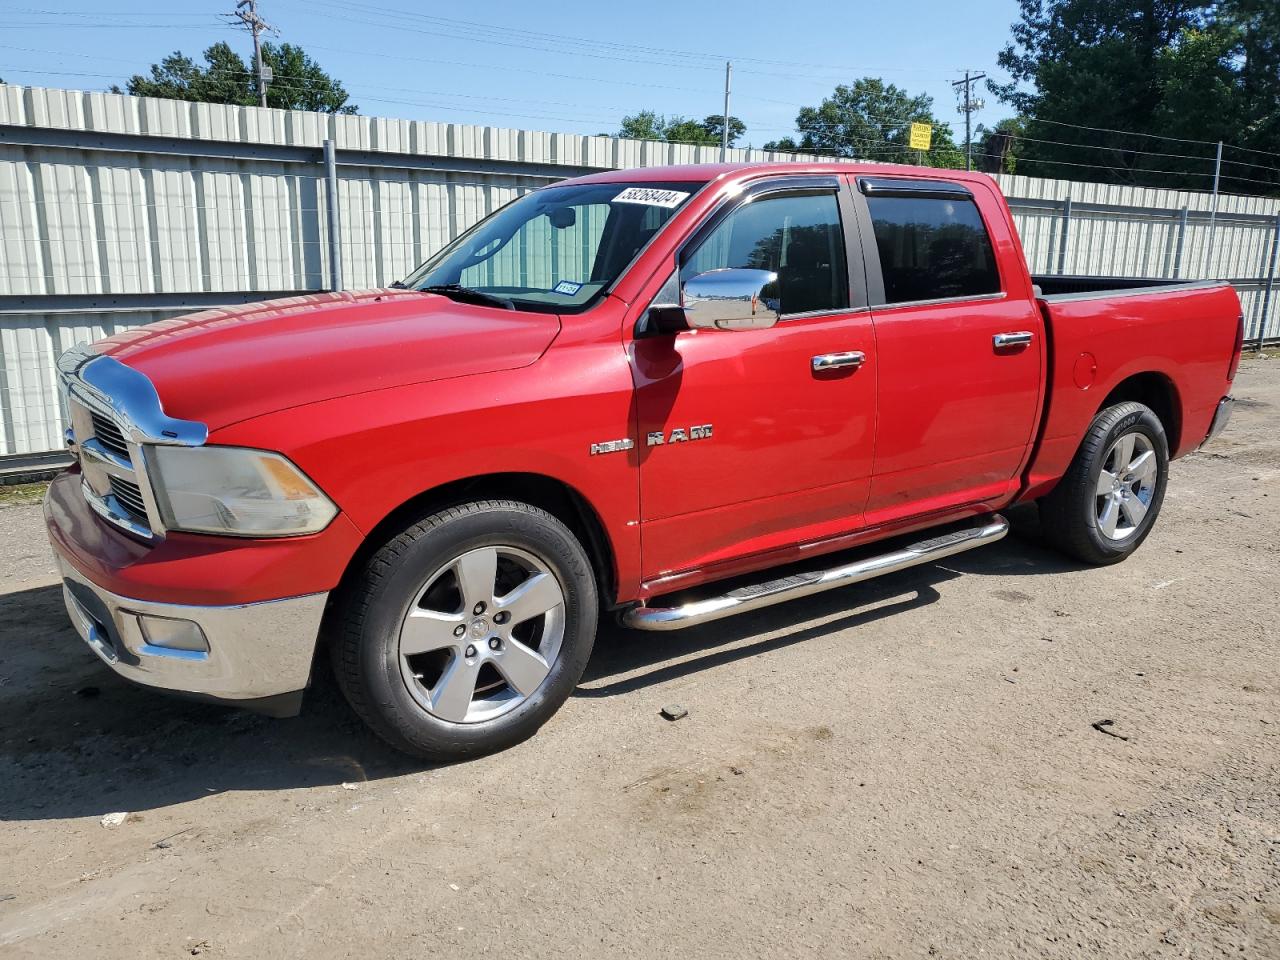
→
(553, 280, 583, 296)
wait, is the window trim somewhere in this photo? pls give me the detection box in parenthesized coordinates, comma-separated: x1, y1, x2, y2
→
(850, 178, 1005, 308)
(857, 176, 975, 201)
(674, 175, 868, 320)
(868, 290, 1008, 313)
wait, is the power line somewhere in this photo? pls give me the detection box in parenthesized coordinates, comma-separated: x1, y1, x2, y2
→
(1007, 132, 1279, 171)
(6, 7, 218, 15)
(974, 151, 1280, 187)
(288, 0, 981, 78)
(1025, 116, 1280, 161)
(2, 21, 230, 29)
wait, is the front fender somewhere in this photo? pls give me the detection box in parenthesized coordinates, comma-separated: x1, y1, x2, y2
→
(211, 339, 643, 600)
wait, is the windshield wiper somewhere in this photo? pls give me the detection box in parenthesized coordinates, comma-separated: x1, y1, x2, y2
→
(418, 283, 514, 310)
(389, 280, 407, 289)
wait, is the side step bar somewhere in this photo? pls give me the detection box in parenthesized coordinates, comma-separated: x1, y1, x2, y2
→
(622, 515, 1009, 632)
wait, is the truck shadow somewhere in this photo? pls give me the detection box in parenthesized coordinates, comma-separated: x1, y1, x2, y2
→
(0, 520, 1081, 821)
(0, 582, 423, 822)
(578, 512, 1081, 697)
(578, 566, 952, 698)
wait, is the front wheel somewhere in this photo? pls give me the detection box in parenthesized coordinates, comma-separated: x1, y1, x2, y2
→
(332, 500, 598, 760)
(1039, 401, 1169, 565)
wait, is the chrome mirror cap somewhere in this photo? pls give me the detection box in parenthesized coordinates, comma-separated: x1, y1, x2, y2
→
(682, 268, 781, 332)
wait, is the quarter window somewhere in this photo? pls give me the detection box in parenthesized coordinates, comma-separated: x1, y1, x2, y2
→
(866, 196, 1000, 304)
(683, 192, 849, 315)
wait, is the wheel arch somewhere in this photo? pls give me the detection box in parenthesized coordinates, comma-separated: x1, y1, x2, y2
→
(1097, 371, 1182, 454)
(335, 471, 620, 611)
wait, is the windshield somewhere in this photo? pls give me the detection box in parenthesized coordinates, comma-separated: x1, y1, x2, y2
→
(401, 181, 704, 313)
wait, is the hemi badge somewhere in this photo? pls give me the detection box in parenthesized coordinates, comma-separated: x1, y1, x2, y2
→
(647, 424, 713, 446)
(590, 438, 635, 456)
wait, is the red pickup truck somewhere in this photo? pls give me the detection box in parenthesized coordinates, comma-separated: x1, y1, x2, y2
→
(46, 162, 1242, 759)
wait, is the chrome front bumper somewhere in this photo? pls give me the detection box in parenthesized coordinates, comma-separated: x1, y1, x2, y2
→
(1202, 395, 1234, 448)
(56, 557, 327, 715)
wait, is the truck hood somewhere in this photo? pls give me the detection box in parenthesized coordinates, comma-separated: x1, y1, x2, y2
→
(94, 290, 561, 430)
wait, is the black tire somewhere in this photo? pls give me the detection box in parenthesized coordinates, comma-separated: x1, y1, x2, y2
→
(332, 500, 598, 761)
(1039, 401, 1169, 565)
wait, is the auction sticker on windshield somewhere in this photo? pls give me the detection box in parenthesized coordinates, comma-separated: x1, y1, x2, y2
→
(613, 187, 690, 208)
(553, 280, 583, 295)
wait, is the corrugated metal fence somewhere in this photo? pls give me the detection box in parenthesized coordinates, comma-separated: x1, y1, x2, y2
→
(2, 84, 1278, 460)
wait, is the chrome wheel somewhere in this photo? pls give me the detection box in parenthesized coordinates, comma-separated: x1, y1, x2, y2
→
(397, 545, 566, 723)
(1094, 431, 1157, 541)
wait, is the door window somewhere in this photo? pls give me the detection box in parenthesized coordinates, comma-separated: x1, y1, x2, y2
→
(866, 196, 999, 304)
(683, 192, 849, 315)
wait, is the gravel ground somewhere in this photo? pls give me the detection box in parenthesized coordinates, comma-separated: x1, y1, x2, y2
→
(1, 360, 1277, 960)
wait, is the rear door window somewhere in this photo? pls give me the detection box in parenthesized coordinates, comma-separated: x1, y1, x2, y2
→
(865, 195, 1000, 304)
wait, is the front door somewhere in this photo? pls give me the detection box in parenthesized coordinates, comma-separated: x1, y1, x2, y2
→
(631, 183, 877, 584)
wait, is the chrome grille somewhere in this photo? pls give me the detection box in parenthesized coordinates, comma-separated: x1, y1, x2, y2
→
(89, 412, 130, 460)
(58, 345, 208, 542)
(68, 395, 156, 539)
(107, 475, 149, 522)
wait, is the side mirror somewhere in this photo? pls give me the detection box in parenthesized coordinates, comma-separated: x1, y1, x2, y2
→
(682, 268, 781, 332)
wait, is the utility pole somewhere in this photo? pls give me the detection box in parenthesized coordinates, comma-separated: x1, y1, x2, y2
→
(952, 70, 986, 171)
(233, 0, 273, 108)
(720, 61, 732, 163)
(1204, 139, 1223, 276)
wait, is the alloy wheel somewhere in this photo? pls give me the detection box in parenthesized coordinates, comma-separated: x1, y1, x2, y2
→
(1094, 431, 1158, 540)
(397, 545, 566, 723)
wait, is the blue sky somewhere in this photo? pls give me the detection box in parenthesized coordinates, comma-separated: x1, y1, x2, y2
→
(0, 0, 1018, 147)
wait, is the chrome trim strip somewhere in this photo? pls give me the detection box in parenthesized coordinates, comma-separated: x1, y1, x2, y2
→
(81, 478, 155, 540)
(79, 438, 133, 476)
(1038, 279, 1229, 304)
(58, 345, 207, 447)
(622, 516, 1009, 631)
(872, 291, 1008, 312)
(778, 305, 872, 324)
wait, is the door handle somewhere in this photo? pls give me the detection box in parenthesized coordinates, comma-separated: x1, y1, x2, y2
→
(993, 331, 1034, 349)
(812, 351, 866, 372)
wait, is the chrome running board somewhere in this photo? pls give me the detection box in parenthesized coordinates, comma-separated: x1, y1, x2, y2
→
(622, 515, 1009, 632)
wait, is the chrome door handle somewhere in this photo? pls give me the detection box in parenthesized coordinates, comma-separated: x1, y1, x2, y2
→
(812, 351, 866, 372)
(993, 331, 1034, 349)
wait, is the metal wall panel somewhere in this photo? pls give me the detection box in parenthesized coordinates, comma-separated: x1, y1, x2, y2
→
(1, 84, 1277, 458)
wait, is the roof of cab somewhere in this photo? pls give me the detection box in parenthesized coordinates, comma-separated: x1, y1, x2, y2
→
(561, 161, 998, 188)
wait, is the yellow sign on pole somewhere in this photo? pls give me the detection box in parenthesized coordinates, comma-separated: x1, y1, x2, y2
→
(908, 122, 933, 151)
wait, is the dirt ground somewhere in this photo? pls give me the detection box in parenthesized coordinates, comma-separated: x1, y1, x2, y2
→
(1, 361, 1277, 960)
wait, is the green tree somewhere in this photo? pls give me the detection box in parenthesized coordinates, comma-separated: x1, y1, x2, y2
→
(1221, 0, 1280, 185)
(115, 41, 356, 114)
(762, 78, 963, 167)
(611, 111, 746, 146)
(975, 117, 1026, 174)
(993, 0, 1279, 194)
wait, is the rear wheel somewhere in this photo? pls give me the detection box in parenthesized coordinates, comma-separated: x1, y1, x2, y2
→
(1039, 401, 1169, 565)
(333, 500, 598, 760)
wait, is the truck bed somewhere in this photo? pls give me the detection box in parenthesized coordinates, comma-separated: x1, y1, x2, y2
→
(1021, 277, 1241, 502)
(1031, 274, 1221, 300)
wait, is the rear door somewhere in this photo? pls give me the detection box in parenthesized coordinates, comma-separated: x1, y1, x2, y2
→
(850, 176, 1043, 525)
(631, 178, 877, 582)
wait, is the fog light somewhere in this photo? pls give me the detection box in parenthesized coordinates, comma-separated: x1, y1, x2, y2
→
(137, 614, 210, 654)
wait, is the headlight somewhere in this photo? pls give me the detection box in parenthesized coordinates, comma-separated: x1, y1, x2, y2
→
(148, 446, 337, 537)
